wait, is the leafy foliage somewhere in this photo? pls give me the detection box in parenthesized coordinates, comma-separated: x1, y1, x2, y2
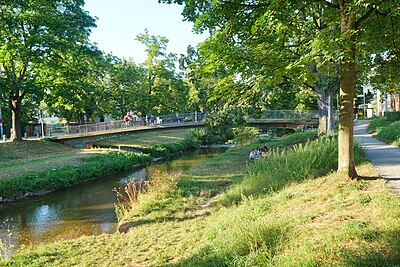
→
(0, 0, 97, 139)
(232, 126, 260, 146)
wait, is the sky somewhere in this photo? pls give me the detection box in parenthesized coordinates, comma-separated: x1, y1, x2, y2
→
(83, 0, 208, 63)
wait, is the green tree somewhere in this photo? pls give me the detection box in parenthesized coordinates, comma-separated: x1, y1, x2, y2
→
(96, 55, 148, 118)
(160, 0, 400, 178)
(44, 45, 105, 124)
(0, 0, 96, 140)
(136, 30, 190, 115)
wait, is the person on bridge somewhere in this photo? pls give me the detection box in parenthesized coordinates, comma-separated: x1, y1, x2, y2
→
(124, 112, 131, 127)
(353, 105, 359, 122)
(130, 112, 138, 126)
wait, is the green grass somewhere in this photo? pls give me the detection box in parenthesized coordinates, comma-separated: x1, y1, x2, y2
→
(367, 117, 392, 134)
(5, 130, 399, 266)
(367, 118, 400, 146)
(376, 120, 400, 146)
(93, 129, 193, 148)
(0, 140, 90, 180)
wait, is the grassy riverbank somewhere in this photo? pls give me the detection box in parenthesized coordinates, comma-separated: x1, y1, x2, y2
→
(93, 128, 193, 148)
(0, 129, 198, 201)
(3, 130, 399, 266)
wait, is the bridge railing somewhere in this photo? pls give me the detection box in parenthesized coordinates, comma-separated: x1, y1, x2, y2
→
(46, 112, 205, 137)
(260, 110, 320, 120)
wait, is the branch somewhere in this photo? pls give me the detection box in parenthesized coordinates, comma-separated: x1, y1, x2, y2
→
(355, 0, 386, 29)
(315, 0, 339, 9)
(355, 7, 376, 29)
(221, 1, 270, 9)
(19, 65, 27, 78)
(303, 82, 316, 90)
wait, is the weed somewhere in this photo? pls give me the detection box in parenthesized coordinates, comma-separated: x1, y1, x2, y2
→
(114, 178, 147, 221)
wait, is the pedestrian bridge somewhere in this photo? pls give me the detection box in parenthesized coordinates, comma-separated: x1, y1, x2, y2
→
(46, 110, 320, 148)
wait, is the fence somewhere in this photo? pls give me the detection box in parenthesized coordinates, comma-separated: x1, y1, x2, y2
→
(260, 110, 320, 120)
(46, 112, 206, 138)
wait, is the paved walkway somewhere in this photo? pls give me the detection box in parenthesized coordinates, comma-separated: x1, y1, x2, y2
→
(354, 120, 400, 196)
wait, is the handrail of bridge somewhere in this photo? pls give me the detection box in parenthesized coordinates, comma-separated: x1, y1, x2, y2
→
(45, 110, 337, 138)
(46, 112, 206, 138)
(259, 110, 320, 120)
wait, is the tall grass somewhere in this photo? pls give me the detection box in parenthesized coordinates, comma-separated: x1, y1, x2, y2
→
(375, 120, 400, 146)
(368, 118, 400, 146)
(367, 117, 392, 133)
(220, 136, 364, 206)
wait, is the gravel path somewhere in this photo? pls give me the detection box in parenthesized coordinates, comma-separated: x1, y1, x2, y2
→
(354, 120, 400, 196)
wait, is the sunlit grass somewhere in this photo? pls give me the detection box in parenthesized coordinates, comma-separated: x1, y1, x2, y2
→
(93, 129, 193, 148)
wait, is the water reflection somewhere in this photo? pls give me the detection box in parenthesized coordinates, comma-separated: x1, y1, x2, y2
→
(0, 148, 225, 256)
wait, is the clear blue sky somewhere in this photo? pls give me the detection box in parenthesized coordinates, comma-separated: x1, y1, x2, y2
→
(83, 0, 207, 63)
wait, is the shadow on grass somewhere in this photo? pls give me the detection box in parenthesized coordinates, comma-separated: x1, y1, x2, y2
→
(177, 174, 244, 197)
(340, 229, 400, 266)
(163, 223, 288, 267)
(358, 175, 382, 181)
(118, 211, 211, 233)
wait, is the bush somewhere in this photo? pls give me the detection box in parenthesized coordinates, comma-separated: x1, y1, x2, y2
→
(376, 120, 400, 145)
(232, 127, 260, 145)
(386, 111, 400, 122)
(141, 137, 199, 158)
(367, 117, 391, 133)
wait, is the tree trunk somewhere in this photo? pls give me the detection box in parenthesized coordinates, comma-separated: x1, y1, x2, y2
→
(338, 11, 358, 178)
(316, 86, 328, 135)
(10, 98, 23, 141)
(316, 87, 335, 136)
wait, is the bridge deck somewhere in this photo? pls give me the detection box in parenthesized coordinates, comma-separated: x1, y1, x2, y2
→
(45, 110, 322, 147)
(48, 122, 204, 141)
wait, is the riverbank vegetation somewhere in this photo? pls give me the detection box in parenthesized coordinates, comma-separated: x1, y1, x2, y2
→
(93, 129, 193, 149)
(0, 129, 199, 202)
(3, 130, 399, 266)
(367, 117, 400, 146)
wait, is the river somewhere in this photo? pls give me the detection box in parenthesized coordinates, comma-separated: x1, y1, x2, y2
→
(0, 148, 226, 257)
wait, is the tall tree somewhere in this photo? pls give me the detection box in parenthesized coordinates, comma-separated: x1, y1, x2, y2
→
(44, 45, 105, 124)
(160, 0, 400, 178)
(0, 0, 96, 140)
(135, 30, 190, 115)
(103, 57, 148, 118)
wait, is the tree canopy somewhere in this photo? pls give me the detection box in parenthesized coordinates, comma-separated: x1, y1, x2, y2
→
(0, 0, 96, 140)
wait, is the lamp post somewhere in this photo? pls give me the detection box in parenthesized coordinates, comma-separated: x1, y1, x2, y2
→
(40, 110, 45, 138)
(0, 103, 3, 138)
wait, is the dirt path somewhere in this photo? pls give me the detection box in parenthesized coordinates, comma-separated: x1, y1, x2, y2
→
(354, 120, 400, 196)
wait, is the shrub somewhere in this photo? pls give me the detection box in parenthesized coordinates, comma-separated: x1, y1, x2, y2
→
(386, 111, 400, 122)
(376, 120, 400, 145)
(232, 127, 261, 146)
(367, 117, 391, 133)
(141, 137, 199, 157)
